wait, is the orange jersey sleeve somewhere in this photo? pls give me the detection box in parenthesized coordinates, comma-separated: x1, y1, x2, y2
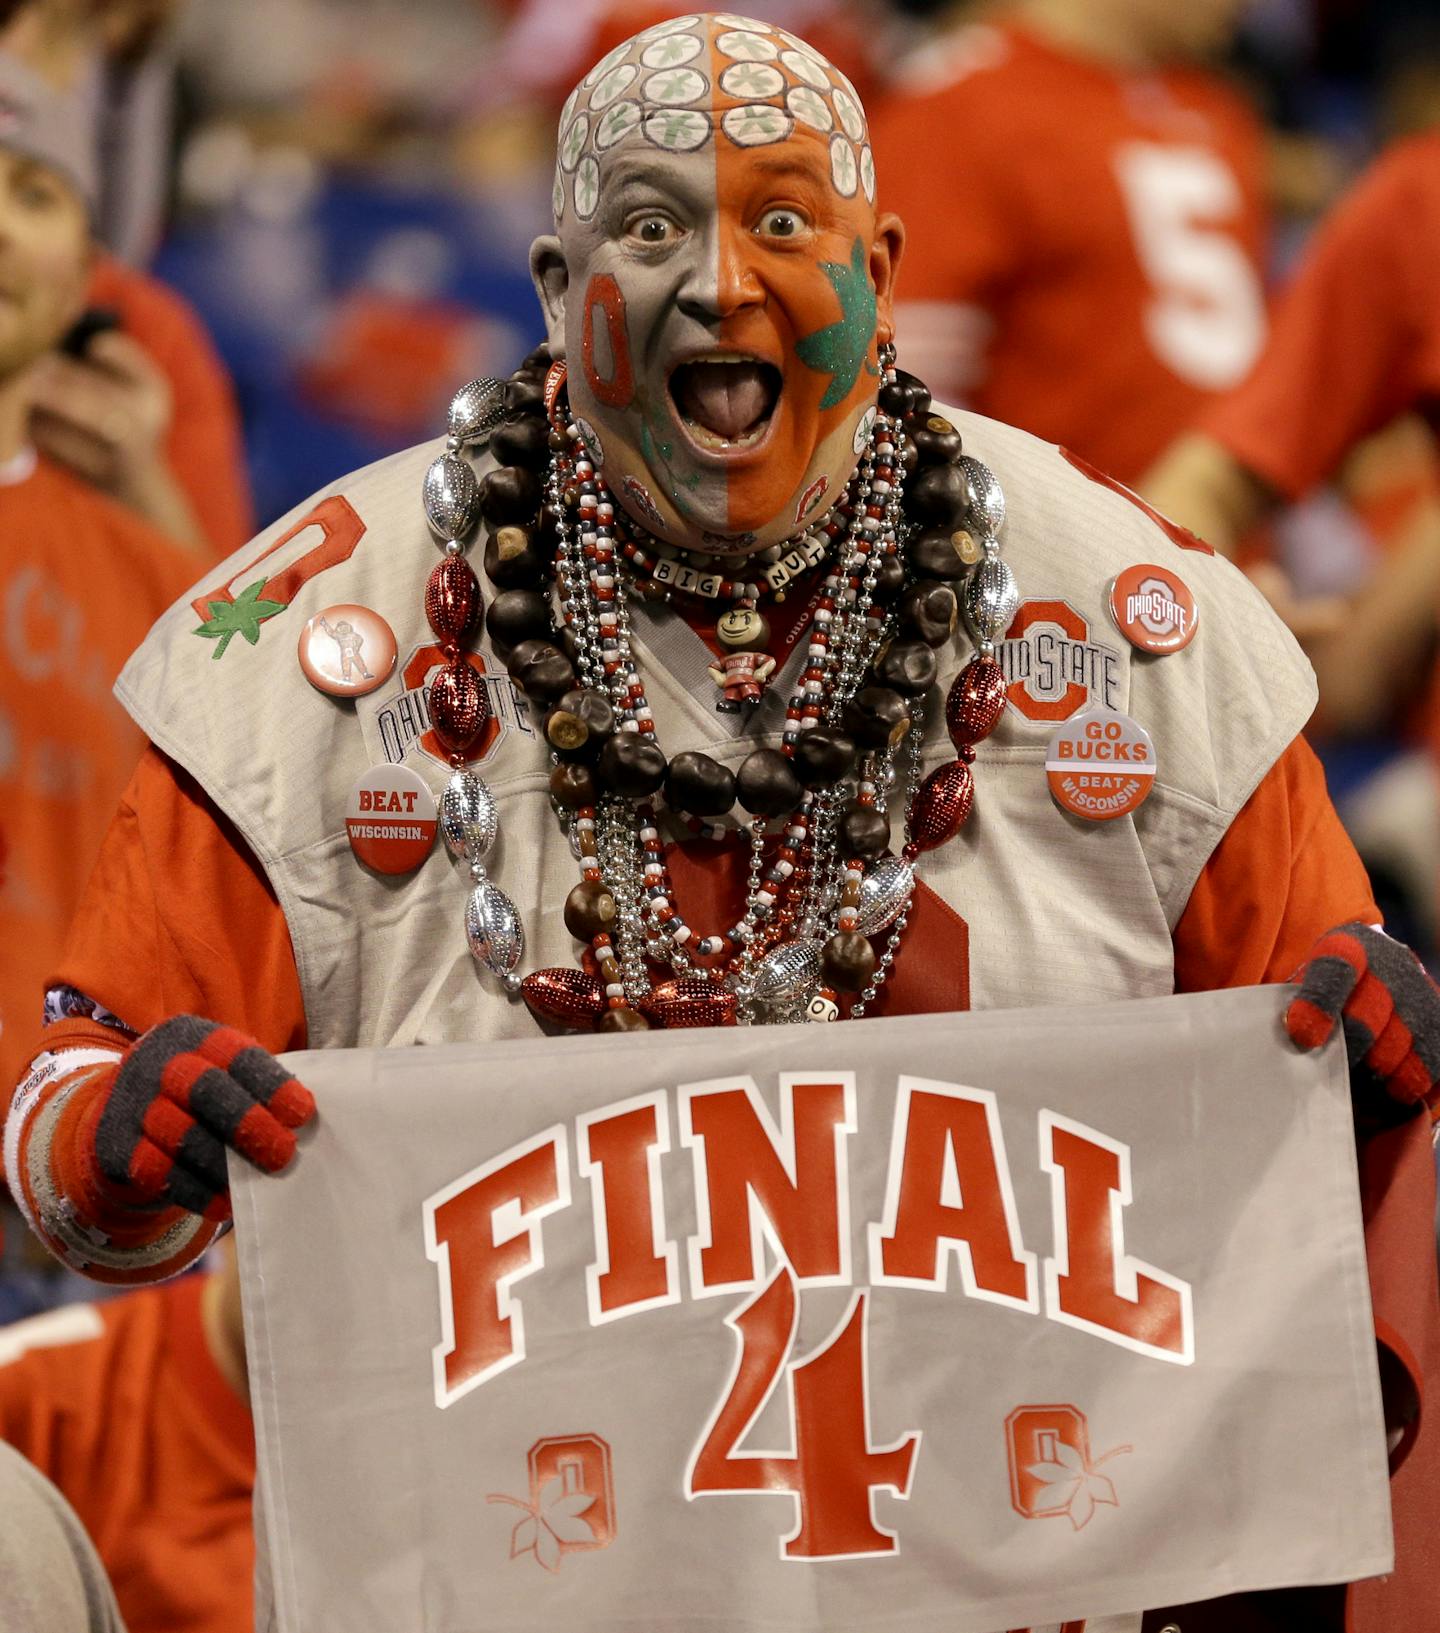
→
(88, 256, 255, 558)
(1203, 132, 1440, 501)
(0, 1276, 254, 1633)
(1173, 733, 1378, 989)
(52, 746, 306, 1053)
(871, 24, 1268, 484)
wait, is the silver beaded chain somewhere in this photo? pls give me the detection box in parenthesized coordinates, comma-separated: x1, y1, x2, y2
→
(424, 363, 1017, 1027)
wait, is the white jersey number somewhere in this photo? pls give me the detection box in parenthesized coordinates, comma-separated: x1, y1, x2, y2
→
(1113, 142, 1266, 391)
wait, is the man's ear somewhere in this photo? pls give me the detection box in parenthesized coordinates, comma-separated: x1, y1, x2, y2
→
(869, 212, 905, 345)
(530, 235, 569, 359)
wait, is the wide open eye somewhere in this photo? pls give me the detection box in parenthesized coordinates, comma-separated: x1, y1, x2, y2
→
(627, 213, 683, 246)
(754, 207, 810, 241)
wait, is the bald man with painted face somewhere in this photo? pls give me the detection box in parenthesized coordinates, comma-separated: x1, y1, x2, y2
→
(530, 31, 900, 551)
(5, 15, 1438, 1633)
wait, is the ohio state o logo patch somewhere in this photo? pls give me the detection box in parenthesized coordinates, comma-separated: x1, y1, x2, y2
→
(997, 600, 1122, 723)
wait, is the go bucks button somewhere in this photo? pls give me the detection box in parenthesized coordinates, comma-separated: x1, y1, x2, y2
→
(1046, 708, 1156, 822)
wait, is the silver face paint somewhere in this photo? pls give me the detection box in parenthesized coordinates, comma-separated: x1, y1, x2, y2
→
(530, 13, 900, 555)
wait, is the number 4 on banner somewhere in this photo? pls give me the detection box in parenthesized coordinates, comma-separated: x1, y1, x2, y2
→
(686, 1266, 920, 1560)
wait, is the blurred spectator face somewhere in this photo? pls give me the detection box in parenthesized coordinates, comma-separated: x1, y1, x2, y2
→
(532, 18, 901, 553)
(0, 146, 88, 376)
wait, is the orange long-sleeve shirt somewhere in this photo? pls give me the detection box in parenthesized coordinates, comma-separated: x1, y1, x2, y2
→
(0, 457, 197, 1093)
(0, 1275, 254, 1633)
(1202, 132, 1440, 503)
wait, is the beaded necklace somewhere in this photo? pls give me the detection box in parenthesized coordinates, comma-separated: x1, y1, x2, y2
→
(416, 347, 1019, 1032)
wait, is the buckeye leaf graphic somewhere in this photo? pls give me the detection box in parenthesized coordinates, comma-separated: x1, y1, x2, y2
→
(193, 578, 285, 659)
(1026, 1441, 1120, 1531)
(534, 1522, 563, 1573)
(539, 1475, 597, 1545)
(510, 1515, 539, 1560)
(794, 237, 877, 410)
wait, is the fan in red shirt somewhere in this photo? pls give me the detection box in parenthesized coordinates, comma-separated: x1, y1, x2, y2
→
(0, 1244, 253, 1633)
(1144, 134, 1440, 741)
(0, 3, 253, 559)
(869, 0, 1267, 485)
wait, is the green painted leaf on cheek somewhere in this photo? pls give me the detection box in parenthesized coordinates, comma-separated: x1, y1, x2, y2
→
(794, 237, 877, 412)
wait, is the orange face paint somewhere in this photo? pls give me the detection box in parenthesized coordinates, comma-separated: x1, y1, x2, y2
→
(551, 15, 889, 552)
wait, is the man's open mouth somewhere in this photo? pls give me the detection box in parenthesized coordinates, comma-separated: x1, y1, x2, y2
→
(668, 354, 782, 451)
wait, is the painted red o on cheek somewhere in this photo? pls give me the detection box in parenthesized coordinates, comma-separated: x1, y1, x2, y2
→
(581, 274, 635, 409)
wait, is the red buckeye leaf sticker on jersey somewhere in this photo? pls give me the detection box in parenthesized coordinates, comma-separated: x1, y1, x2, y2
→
(1046, 708, 1155, 822)
(346, 763, 438, 873)
(298, 603, 397, 698)
(1109, 565, 1198, 656)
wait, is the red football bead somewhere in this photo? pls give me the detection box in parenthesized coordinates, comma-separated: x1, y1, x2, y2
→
(945, 656, 1006, 750)
(521, 968, 605, 1031)
(425, 556, 482, 643)
(908, 758, 975, 852)
(642, 978, 739, 1028)
(429, 660, 490, 754)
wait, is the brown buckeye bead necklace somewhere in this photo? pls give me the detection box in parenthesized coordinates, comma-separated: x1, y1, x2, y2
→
(420, 343, 1018, 1030)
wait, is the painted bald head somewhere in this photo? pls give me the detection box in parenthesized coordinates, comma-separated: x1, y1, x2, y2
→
(530, 13, 903, 553)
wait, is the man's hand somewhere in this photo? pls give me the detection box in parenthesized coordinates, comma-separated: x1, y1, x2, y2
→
(90, 1016, 316, 1220)
(28, 332, 209, 552)
(1285, 923, 1440, 1117)
(30, 330, 172, 491)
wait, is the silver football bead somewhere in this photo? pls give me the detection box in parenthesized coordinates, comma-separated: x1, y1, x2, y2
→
(465, 880, 525, 979)
(423, 453, 480, 543)
(447, 377, 505, 447)
(964, 554, 1019, 644)
(440, 769, 498, 864)
(752, 940, 822, 1006)
(855, 856, 915, 936)
(960, 455, 1006, 539)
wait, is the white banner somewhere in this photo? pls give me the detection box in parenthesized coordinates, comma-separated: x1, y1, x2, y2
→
(233, 986, 1391, 1632)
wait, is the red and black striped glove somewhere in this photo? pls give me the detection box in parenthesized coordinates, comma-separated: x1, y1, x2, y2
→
(90, 1015, 316, 1220)
(1285, 923, 1440, 1120)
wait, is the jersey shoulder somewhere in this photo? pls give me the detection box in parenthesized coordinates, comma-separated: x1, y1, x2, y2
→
(939, 406, 1317, 817)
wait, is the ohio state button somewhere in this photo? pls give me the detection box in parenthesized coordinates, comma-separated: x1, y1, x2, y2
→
(299, 603, 397, 697)
(346, 764, 437, 873)
(1109, 564, 1197, 655)
(1046, 708, 1155, 822)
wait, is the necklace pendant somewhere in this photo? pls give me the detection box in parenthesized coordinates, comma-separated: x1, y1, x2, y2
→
(642, 978, 739, 1028)
(708, 648, 777, 713)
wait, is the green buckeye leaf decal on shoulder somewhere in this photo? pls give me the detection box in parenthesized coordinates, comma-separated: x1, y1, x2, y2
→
(193, 578, 286, 659)
(795, 237, 877, 411)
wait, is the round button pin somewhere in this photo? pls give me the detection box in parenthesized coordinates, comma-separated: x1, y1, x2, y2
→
(1109, 564, 1197, 656)
(346, 764, 437, 874)
(1046, 708, 1156, 822)
(299, 604, 397, 698)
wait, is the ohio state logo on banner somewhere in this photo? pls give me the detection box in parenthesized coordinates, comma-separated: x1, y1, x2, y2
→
(997, 600, 1122, 723)
(366, 643, 534, 770)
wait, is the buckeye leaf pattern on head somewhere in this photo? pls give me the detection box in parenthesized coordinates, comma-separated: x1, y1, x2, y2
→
(552, 13, 873, 221)
(794, 238, 876, 410)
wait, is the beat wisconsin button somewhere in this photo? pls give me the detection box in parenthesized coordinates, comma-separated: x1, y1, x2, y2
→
(1109, 564, 1198, 655)
(1046, 708, 1156, 822)
(346, 764, 437, 873)
(299, 604, 397, 697)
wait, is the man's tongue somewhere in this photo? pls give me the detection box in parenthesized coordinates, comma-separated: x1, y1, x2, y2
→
(674, 361, 773, 440)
